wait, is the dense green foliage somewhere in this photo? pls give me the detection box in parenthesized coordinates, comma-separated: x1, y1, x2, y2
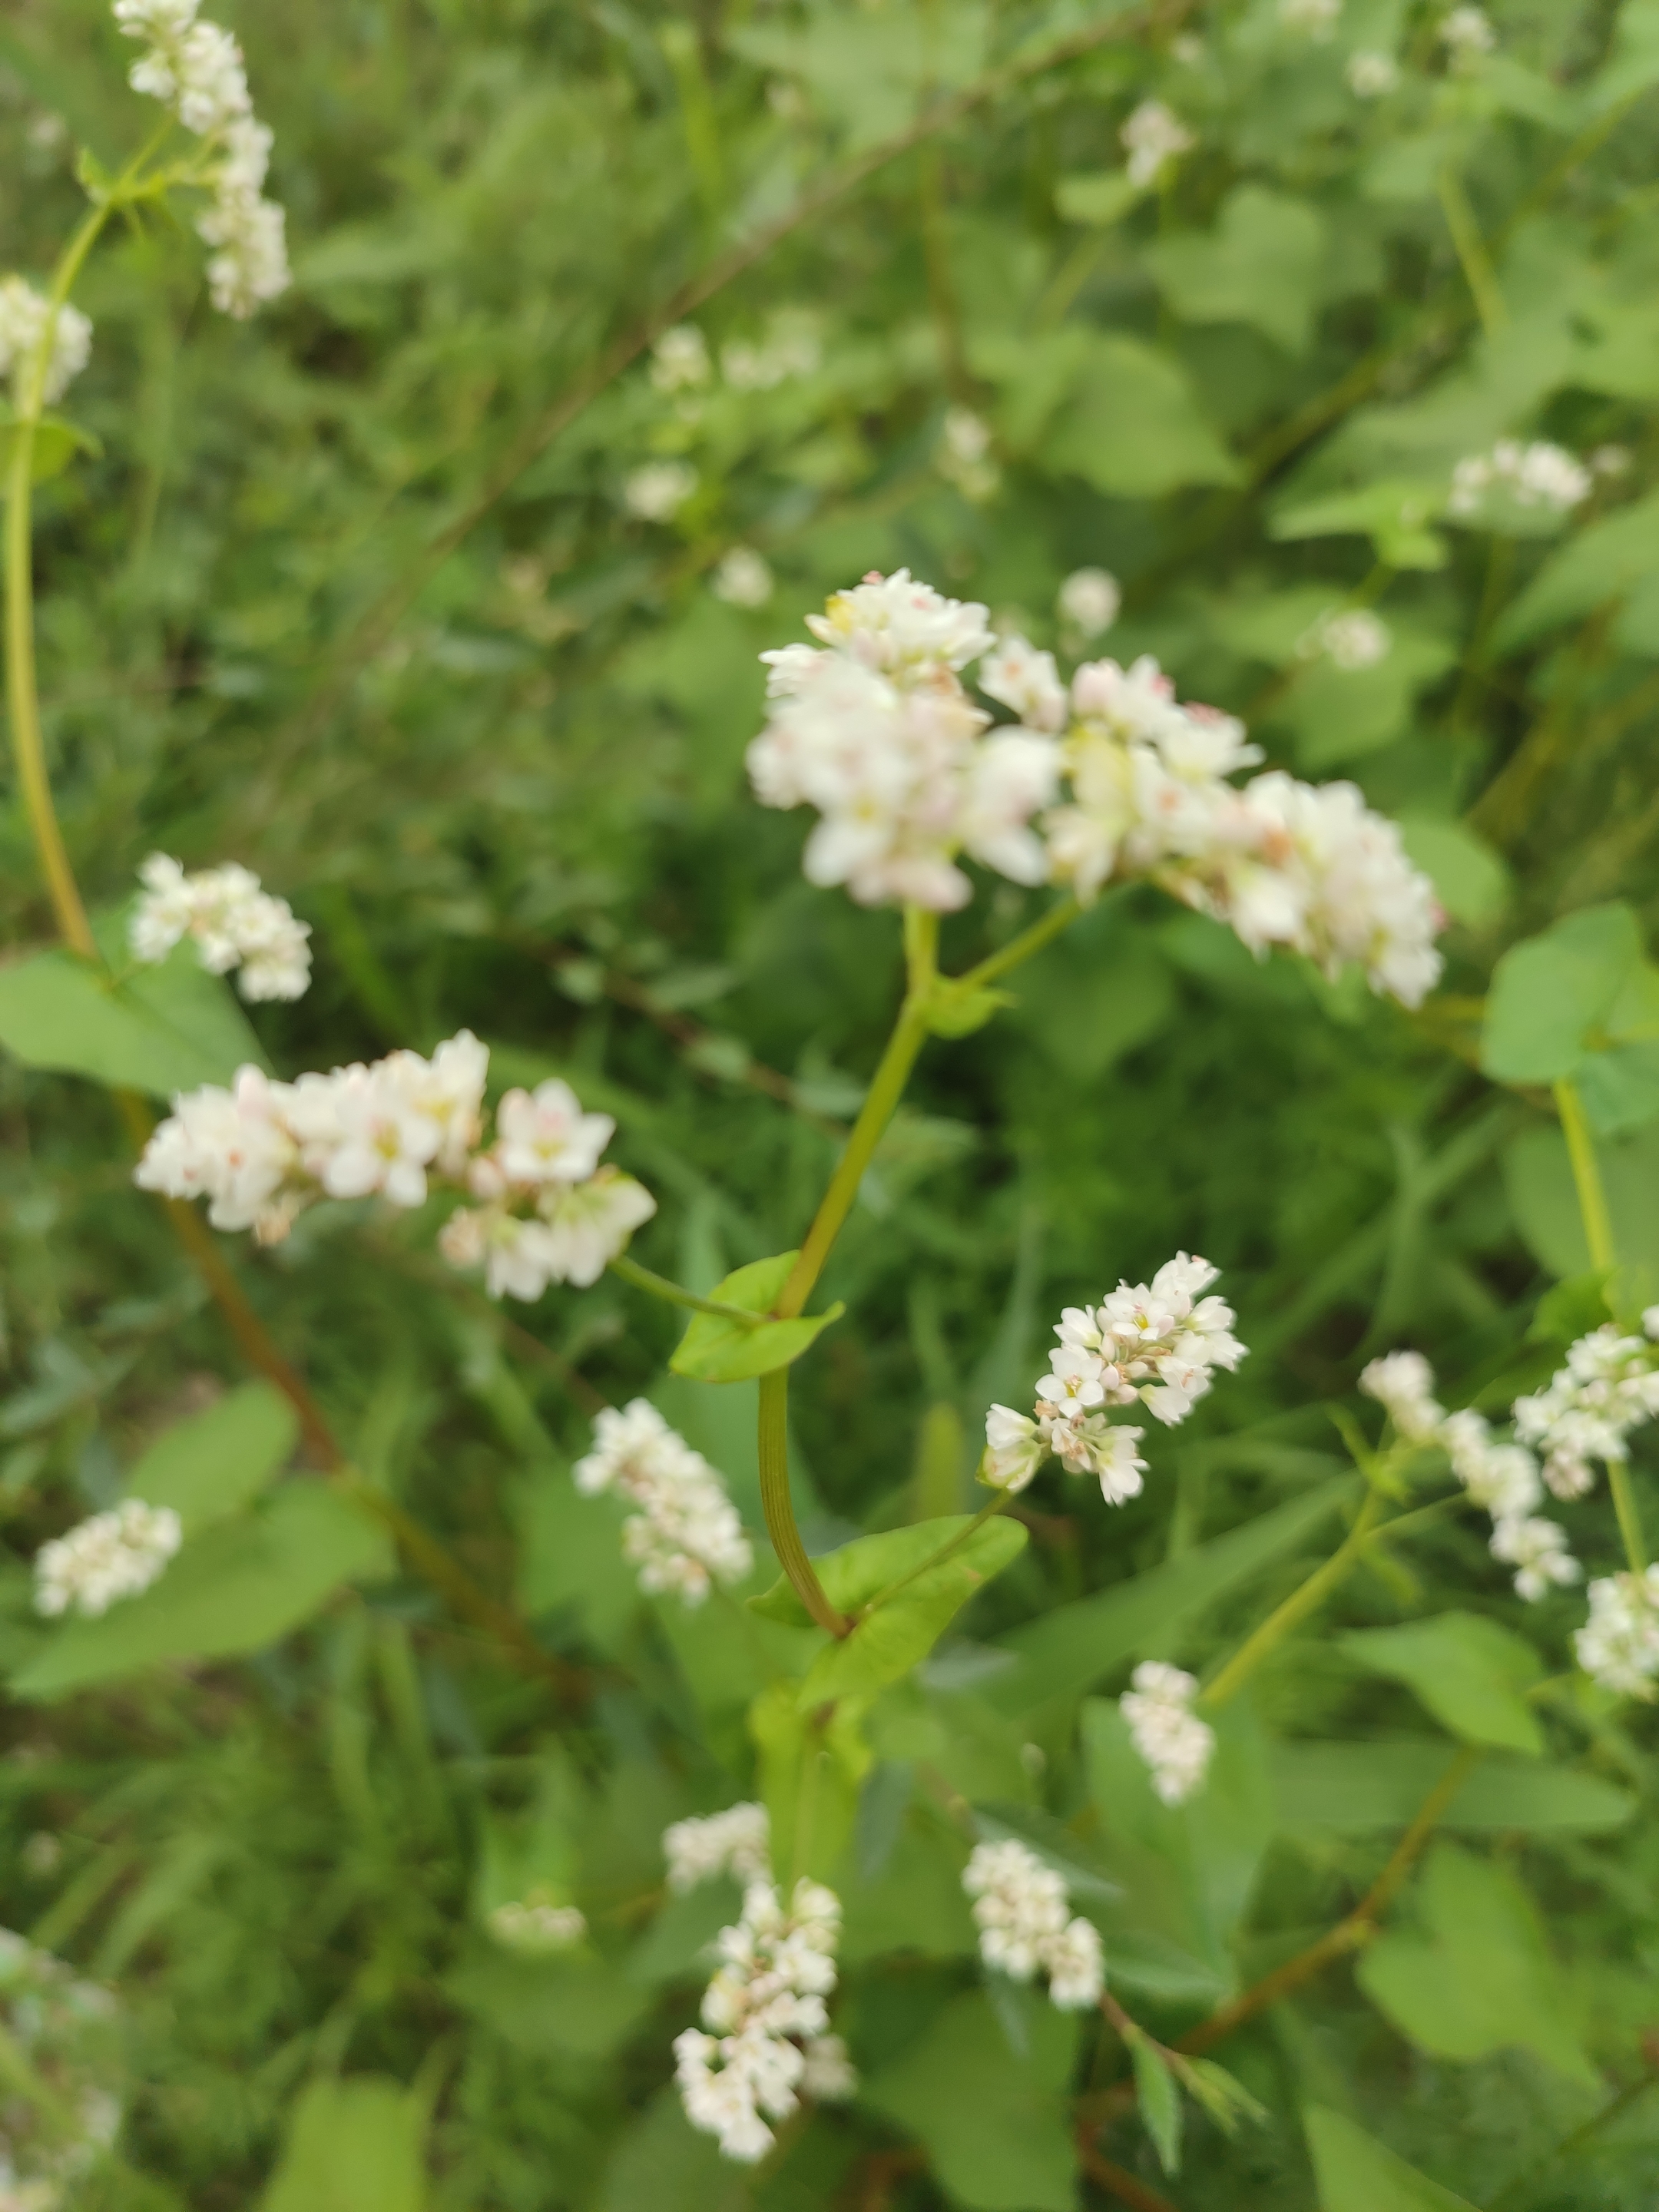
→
(3, 0, 1659, 2206)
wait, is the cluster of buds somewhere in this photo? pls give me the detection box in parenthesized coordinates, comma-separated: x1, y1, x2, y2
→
(1121, 1661, 1215, 1803)
(130, 854, 312, 1002)
(0, 275, 92, 405)
(1448, 439, 1590, 522)
(962, 1837, 1104, 2008)
(0, 1929, 123, 2208)
(1575, 1568, 1659, 1700)
(573, 1400, 752, 1605)
(485, 1897, 587, 1957)
(982, 1253, 1244, 1502)
(1512, 1316, 1659, 1500)
(663, 1803, 771, 1894)
(34, 1501, 182, 1620)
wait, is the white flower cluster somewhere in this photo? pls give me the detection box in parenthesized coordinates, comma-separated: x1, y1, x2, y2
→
(983, 1254, 1244, 1502)
(664, 1802, 771, 1894)
(937, 406, 999, 502)
(1121, 100, 1194, 188)
(1441, 5, 1495, 61)
(0, 276, 92, 405)
(1279, 0, 1340, 35)
(1347, 50, 1401, 96)
(651, 313, 820, 399)
(34, 1501, 182, 1620)
(1042, 652, 1442, 1005)
(674, 1879, 853, 2163)
(1575, 1567, 1659, 1700)
(713, 547, 774, 608)
(1359, 1350, 1581, 1604)
(574, 1400, 752, 1605)
(962, 1838, 1104, 2009)
(130, 853, 312, 1002)
(624, 460, 698, 521)
(1512, 1316, 1659, 1502)
(1120, 1660, 1215, 1804)
(1057, 567, 1121, 640)
(1449, 440, 1591, 522)
(749, 571, 1057, 910)
(114, 0, 290, 317)
(1298, 608, 1392, 671)
(135, 1037, 656, 1298)
(0, 1930, 121, 2212)
(486, 1898, 586, 1956)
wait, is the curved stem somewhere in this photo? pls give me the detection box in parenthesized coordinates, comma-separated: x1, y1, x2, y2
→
(952, 894, 1079, 997)
(1608, 1457, 1648, 1576)
(857, 1495, 1006, 1624)
(758, 1369, 846, 1635)
(1555, 1076, 1616, 1277)
(1199, 1485, 1382, 1709)
(608, 1253, 763, 1327)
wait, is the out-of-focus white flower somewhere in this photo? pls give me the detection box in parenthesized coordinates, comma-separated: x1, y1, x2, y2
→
(130, 853, 312, 1002)
(1360, 1350, 1447, 1445)
(134, 1065, 300, 1237)
(937, 407, 1000, 502)
(676, 1879, 848, 2162)
(1490, 1515, 1581, 1603)
(115, 0, 290, 316)
(720, 312, 821, 391)
(1057, 567, 1121, 639)
(979, 635, 1068, 733)
(1449, 441, 1590, 522)
(651, 323, 712, 393)
(575, 1399, 752, 1604)
(624, 460, 698, 521)
(1592, 445, 1632, 478)
(1576, 1566, 1659, 1698)
(1121, 100, 1194, 189)
(664, 1803, 772, 1894)
(1297, 608, 1392, 671)
(1440, 1408, 1544, 1522)
(35, 1502, 182, 1619)
(1347, 49, 1401, 95)
(1512, 1323, 1659, 1500)
(0, 276, 92, 405)
(1440, 5, 1495, 62)
(0, 1929, 122, 2208)
(713, 547, 775, 608)
(485, 1081, 615, 1188)
(487, 1899, 586, 1956)
(1279, 0, 1340, 36)
(1121, 1659, 1214, 1803)
(962, 1837, 1103, 2008)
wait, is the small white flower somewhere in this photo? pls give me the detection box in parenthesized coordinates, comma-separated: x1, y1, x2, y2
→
(1512, 1324, 1659, 1499)
(1346, 49, 1401, 96)
(1121, 100, 1194, 190)
(130, 854, 312, 1001)
(134, 1064, 300, 1237)
(713, 547, 775, 608)
(982, 1404, 1045, 1494)
(651, 323, 712, 393)
(1298, 608, 1392, 671)
(35, 1501, 183, 1618)
(624, 460, 698, 521)
(1359, 1349, 1446, 1444)
(664, 1803, 771, 1894)
(720, 312, 821, 392)
(0, 276, 93, 405)
(962, 1838, 1102, 2006)
(487, 1899, 586, 1956)
(1576, 1567, 1659, 1699)
(937, 407, 1000, 501)
(575, 1399, 752, 1602)
(1489, 1516, 1581, 1603)
(1057, 567, 1121, 639)
(1449, 440, 1590, 522)
(979, 635, 1069, 734)
(1121, 1660, 1214, 1803)
(1440, 5, 1495, 61)
(488, 1081, 616, 1188)
(1042, 1915, 1105, 2009)
(1279, 0, 1340, 36)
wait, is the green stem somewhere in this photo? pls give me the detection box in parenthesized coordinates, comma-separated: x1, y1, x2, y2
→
(1435, 166, 1507, 339)
(857, 1494, 1006, 1624)
(953, 894, 1080, 997)
(608, 1253, 763, 1327)
(1555, 1076, 1616, 1277)
(1199, 1485, 1382, 1709)
(758, 1369, 847, 1636)
(1608, 1457, 1648, 1576)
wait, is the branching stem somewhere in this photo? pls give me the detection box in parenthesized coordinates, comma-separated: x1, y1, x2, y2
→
(608, 1253, 764, 1327)
(1199, 1484, 1381, 1708)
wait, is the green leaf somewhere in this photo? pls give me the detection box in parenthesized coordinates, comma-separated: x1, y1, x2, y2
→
(0, 406, 102, 484)
(124, 1382, 299, 1535)
(985, 1476, 1355, 1712)
(1395, 820, 1510, 929)
(260, 2075, 426, 2212)
(667, 1251, 843, 1382)
(1356, 1842, 1597, 2085)
(1054, 169, 1141, 227)
(793, 1517, 1028, 1705)
(861, 1990, 1080, 2212)
(1146, 185, 1327, 354)
(0, 937, 267, 1099)
(749, 1677, 870, 1882)
(1040, 333, 1241, 498)
(1494, 487, 1659, 650)
(752, 1512, 1015, 1624)
(11, 1482, 392, 1699)
(1173, 2056, 1267, 2137)
(1278, 634, 1458, 771)
(1270, 1740, 1634, 1834)
(1270, 478, 1449, 570)
(1341, 1613, 1544, 1756)
(921, 983, 1015, 1038)
(1130, 2033, 1183, 2174)
(1480, 902, 1642, 1084)
(1505, 1121, 1659, 1286)
(1304, 2105, 1479, 2212)
(1578, 1039, 1659, 1137)
(594, 2086, 750, 2212)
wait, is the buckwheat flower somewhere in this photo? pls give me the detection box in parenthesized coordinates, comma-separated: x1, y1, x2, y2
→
(720, 311, 821, 391)
(1490, 1515, 1581, 1603)
(1046, 1253, 1246, 1432)
(1449, 441, 1590, 522)
(979, 635, 1069, 734)
(1512, 1325, 1659, 1501)
(487, 1899, 586, 1956)
(962, 1838, 1103, 2007)
(982, 1404, 1046, 1494)
(35, 1501, 183, 1619)
(664, 1803, 772, 1894)
(134, 1064, 299, 1237)
(0, 1930, 122, 2209)
(1575, 1567, 1659, 1699)
(803, 568, 993, 674)
(1298, 608, 1392, 671)
(0, 276, 93, 405)
(575, 1399, 751, 1603)
(713, 547, 775, 608)
(1279, 0, 1340, 35)
(1057, 567, 1121, 639)
(800, 2033, 857, 2100)
(1043, 1408, 1148, 1503)
(1440, 5, 1495, 61)
(130, 854, 313, 1002)
(488, 1081, 615, 1187)
(677, 1879, 847, 2161)
(1121, 1660, 1214, 1803)
(937, 406, 999, 501)
(1439, 1408, 1543, 1521)
(651, 323, 711, 393)
(1121, 100, 1194, 189)
(1360, 1349, 1446, 1445)
(1347, 49, 1401, 95)
(528, 1168, 658, 1289)
(624, 460, 697, 521)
